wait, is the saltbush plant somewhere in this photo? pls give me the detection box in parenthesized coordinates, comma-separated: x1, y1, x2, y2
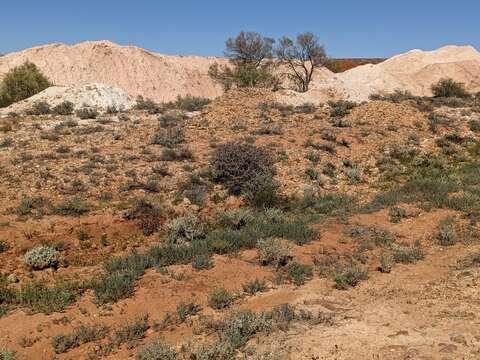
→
(136, 339, 177, 360)
(76, 107, 99, 119)
(52, 101, 74, 115)
(165, 213, 204, 244)
(24, 246, 59, 270)
(212, 142, 275, 195)
(208, 287, 234, 310)
(257, 237, 291, 267)
(26, 101, 51, 115)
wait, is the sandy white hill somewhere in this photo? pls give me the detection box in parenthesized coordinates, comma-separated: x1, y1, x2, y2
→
(0, 83, 135, 114)
(0, 41, 227, 103)
(1, 41, 479, 106)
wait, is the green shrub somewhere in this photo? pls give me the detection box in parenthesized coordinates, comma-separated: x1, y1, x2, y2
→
(209, 62, 277, 90)
(435, 217, 457, 246)
(328, 100, 356, 118)
(113, 315, 149, 347)
(104, 251, 150, 277)
(136, 339, 177, 360)
(208, 287, 234, 310)
(126, 199, 162, 235)
(0, 138, 12, 148)
(13, 196, 49, 217)
(52, 101, 74, 115)
(191, 254, 213, 270)
(0, 240, 7, 253)
(242, 278, 267, 295)
(160, 147, 193, 161)
(52, 323, 109, 354)
(369, 89, 417, 103)
(158, 113, 182, 128)
(76, 107, 98, 119)
(177, 301, 201, 322)
(220, 310, 270, 349)
(285, 262, 313, 285)
(257, 237, 291, 267)
(16, 280, 79, 314)
(135, 96, 158, 111)
(208, 208, 315, 253)
(391, 241, 425, 263)
(469, 119, 480, 132)
(217, 208, 255, 229)
(92, 271, 137, 304)
(295, 102, 316, 114)
(244, 174, 279, 208)
(26, 101, 51, 115)
(389, 207, 407, 223)
(431, 78, 470, 99)
(54, 197, 89, 216)
(0, 62, 51, 108)
(333, 263, 368, 289)
(0, 348, 15, 360)
(212, 142, 275, 195)
(299, 191, 357, 216)
(24, 246, 59, 270)
(166, 213, 204, 243)
(151, 127, 185, 148)
(168, 94, 211, 112)
(268, 303, 296, 328)
(378, 251, 394, 273)
(192, 341, 235, 360)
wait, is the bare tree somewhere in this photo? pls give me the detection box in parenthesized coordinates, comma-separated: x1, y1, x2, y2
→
(276, 32, 327, 92)
(225, 31, 275, 67)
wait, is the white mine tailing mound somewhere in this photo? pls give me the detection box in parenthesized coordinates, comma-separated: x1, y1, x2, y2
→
(0, 83, 135, 114)
(0, 41, 479, 106)
(283, 45, 480, 104)
(0, 40, 227, 103)
(330, 45, 480, 102)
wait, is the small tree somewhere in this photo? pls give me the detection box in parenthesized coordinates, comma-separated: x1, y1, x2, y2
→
(225, 31, 275, 67)
(209, 31, 277, 89)
(276, 32, 327, 92)
(431, 78, 470, 99)
(0, 62, 51, 107)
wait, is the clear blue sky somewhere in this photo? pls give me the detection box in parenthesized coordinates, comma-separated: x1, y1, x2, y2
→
(1, 0, 479, 58)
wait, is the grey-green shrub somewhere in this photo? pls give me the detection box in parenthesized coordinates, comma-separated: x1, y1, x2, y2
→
(165, 213, 204, 243)
(52, 101, 74, 115)
(257, 237, 291, 267)
(26, 101, 51, 115)
(24, 246, 59, 270)
(136, 339, 177, 360)
(208, 287, 234, 310)
(217, 208, 254, 229)
(333, 263, 368, 289)
(75, 107, 98, 119)
(0, 348, 15, 360)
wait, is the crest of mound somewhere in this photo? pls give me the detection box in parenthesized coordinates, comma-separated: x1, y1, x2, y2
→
(202, 88, 276, 127)
(0, 40, 227, 102)
(0, 83, 135, 114)
(278, 45, 480, 105)
(332, 45, 480, 101)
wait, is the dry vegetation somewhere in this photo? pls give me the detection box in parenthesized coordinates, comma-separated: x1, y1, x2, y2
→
(1, 56, 480, 358)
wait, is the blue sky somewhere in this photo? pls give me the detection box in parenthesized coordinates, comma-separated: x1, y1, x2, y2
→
(1, 1, 479, 58)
